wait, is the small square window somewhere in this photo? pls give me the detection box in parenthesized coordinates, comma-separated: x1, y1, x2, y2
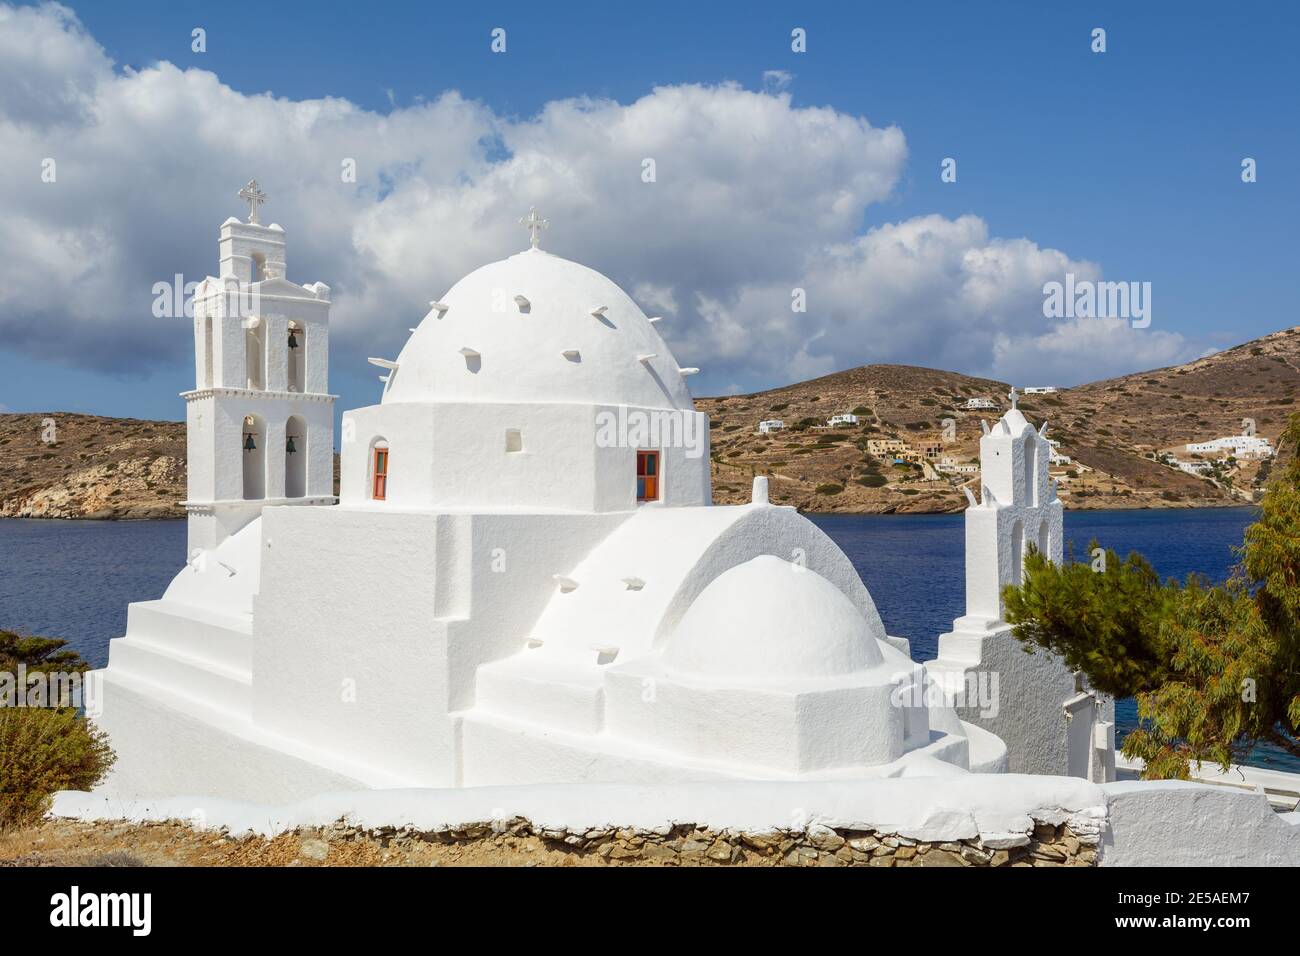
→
(505, 429, 523, 453)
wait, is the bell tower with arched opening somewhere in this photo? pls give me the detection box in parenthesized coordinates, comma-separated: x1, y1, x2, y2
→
(961, 388, 1061, 621)
(182, 181, 337, 556)
(927, 388, 1114, 781)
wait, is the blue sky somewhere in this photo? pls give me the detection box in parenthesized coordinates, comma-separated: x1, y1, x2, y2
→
(0, 0, 1295, 423)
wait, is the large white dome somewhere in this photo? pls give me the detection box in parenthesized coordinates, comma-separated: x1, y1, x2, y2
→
(383, 248, 695, 410)
(663, 555, 884, 683)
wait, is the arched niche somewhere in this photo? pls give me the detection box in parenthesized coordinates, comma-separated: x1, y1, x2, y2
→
(245, 317, 266, 390)
(285, 415, 307, 498)
(1009, 517, 1024, 586)
(242, 414, 266, 500)
(287, 321, 306, 393)
(1023, 434, 1037, 507)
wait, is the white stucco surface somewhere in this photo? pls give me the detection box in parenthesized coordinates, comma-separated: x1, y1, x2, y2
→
(1099, 781, 1300, 866)
(86, 208, 1295, 867)
(663, 556, 881, 681)
(385, 248, 693, 410)
(54, 774, 1107, 847)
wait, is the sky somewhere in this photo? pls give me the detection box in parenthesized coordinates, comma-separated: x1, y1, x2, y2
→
(0, 0, 1295, 423)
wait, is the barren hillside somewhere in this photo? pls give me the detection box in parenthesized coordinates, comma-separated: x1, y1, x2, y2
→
(2, 328, 1296, 519)
(0, 413, 185, 519)
(698, 326, 1300, 513)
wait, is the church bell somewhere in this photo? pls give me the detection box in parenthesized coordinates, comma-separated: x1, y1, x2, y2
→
(244, 433, 256, 451)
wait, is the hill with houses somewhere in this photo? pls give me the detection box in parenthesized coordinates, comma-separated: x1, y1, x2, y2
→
(2, 327, 1296, 519)
(698, 325, 1300, 514)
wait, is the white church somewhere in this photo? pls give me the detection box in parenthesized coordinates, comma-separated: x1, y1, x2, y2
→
(90, 188, 1121, 803)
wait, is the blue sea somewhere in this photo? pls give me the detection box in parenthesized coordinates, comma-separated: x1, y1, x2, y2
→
(1, 506, 1292, 771)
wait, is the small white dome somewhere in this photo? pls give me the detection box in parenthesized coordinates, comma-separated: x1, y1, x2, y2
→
(664, 555, 883, 683)
(384, 248, 694, 410)
(1000, 407, 1031, 434)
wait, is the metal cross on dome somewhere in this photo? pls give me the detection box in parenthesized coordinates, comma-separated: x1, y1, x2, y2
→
(238, 180, 267, 225)
(520, 206, 548, 249)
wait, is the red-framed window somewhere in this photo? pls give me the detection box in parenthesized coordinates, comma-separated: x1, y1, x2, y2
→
(636, 450, 659, 502)
(372, 445, 389, 500)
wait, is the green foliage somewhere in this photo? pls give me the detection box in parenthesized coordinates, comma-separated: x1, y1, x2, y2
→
(857, 474, 887, 488)
(1003, 414, 1300, 778)
(0, 631, 114, 829)
(815, 483, 844, 495)
(0, 631, 86, 676)
(1004, 545, 1179, 697)
(0, 708, 116, 829)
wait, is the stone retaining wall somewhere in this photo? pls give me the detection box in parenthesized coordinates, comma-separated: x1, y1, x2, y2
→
(328, 817, 1098, 867)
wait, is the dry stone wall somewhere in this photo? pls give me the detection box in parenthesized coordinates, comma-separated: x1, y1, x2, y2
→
(327, 817, 1098, 867)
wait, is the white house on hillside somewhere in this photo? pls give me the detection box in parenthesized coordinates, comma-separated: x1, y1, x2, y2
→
(1186, 435, 1274, 459)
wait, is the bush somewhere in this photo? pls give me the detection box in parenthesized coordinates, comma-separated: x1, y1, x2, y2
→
(815, 483, 844, 495)
(856, 475, 887, 488)
(0, 708, 115, 829)
(0, 630, 115, 829)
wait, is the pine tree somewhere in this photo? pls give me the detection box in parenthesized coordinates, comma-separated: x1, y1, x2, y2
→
(1003, 415, 1300, 778)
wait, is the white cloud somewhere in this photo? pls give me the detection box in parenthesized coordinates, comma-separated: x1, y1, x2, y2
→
(762, 70, 794, 93)
(0, 2, 1196, 393)
(990, 318, 1194, 386)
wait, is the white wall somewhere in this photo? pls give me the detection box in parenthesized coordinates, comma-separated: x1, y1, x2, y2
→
(252, 506, 629, 785)
(1100, 781, 1300, 866)
(340, 401, 710, 513)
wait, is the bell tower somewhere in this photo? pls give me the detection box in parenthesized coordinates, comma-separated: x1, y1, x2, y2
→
(182, 181, 337, 557)
(927, 388, 1114, 780)
(959, 387, 1062, 625)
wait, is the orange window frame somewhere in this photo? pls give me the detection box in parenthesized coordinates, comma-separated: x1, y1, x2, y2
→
(636, 450, 659, 502)
(372, 446, 389, 500)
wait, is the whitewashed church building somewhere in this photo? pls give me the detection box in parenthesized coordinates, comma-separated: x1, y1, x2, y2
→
(92, 191, 1118, 804)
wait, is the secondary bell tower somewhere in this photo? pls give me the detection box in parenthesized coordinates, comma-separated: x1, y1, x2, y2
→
(182, 180, 336, 556)
(928, 388, 1115, 781)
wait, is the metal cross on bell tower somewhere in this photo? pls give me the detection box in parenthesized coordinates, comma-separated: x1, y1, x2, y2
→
(238, 180, 268, 225)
